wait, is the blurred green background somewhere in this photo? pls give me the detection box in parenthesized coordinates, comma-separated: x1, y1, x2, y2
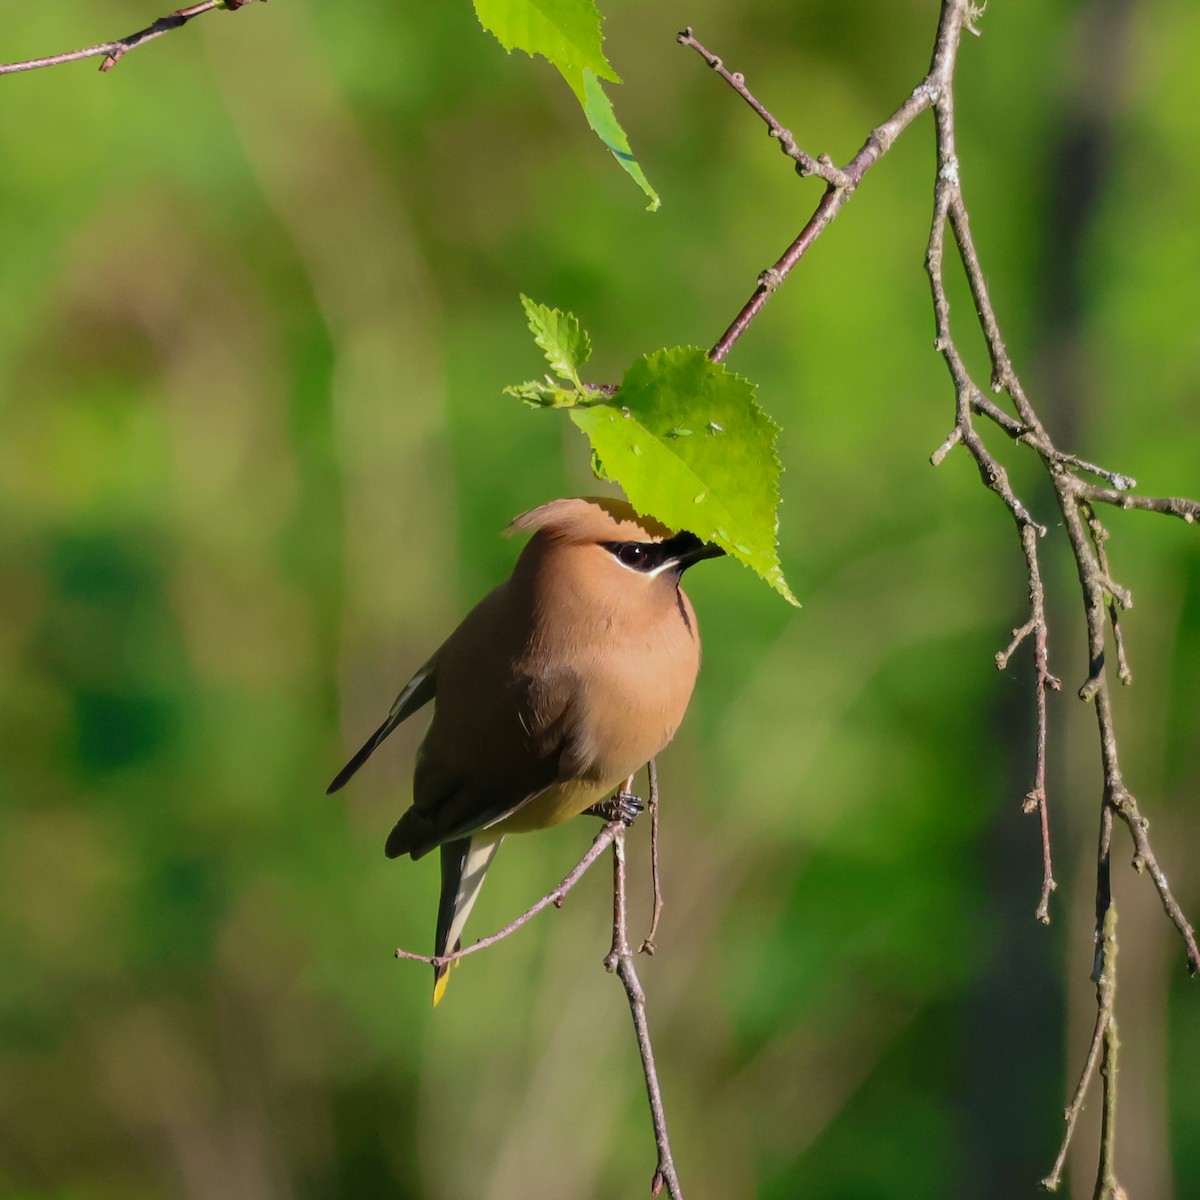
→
(2, 1, 1198, 1197)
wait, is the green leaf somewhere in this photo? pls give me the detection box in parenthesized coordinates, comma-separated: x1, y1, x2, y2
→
(471, 1, 657, 208)
(503, 379, 582, 408)
(559, 66, 660, 211)
(569, 347, 797, 604)
(473, 0, 619, 81)
(519, 294, 591, 386)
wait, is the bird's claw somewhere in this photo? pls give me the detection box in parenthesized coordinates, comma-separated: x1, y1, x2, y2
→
(587, 790, 645, 826)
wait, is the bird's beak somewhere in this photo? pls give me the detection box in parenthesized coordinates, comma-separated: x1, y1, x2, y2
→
(661, 531, 726, 572)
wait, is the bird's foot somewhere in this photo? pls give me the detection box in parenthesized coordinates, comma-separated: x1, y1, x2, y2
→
(587, 790, 645, 826)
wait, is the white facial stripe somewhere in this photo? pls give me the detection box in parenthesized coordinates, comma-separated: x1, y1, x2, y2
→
(604, 542, 679, 578)
(609, 555, 642, 574)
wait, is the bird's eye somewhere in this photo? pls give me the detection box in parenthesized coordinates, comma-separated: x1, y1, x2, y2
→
(617, 543, 648, 568)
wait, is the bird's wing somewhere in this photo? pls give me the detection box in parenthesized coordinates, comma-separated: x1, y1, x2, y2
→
(386, 666, 591, 857)
(326, 656, 438, 794)
(386, 746, 564, 858)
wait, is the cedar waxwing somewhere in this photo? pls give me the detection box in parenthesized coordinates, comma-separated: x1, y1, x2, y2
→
(328, 496, 723, 1004)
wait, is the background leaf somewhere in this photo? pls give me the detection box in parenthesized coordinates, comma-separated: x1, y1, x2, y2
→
(569, 347, 797, 603)
(3, 3, 1199, 1197)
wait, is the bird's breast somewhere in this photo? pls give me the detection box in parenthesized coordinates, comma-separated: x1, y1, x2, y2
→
(541, 596, 702, 786)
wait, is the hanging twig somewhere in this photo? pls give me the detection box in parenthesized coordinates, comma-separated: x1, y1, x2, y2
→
(683, 0, 1199, 1188)
(639, 758, 666, 955)
(1042, 897, 1122, 1194)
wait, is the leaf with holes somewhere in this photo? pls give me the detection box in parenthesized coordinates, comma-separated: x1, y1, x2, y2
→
(569, 347, 796, 604)
(474, 0, 619, 80)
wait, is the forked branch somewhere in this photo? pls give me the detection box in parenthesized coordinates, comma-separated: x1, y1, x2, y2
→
(394, 818, 624, 971)
(394, 764, 684, 1198)
(684, 0, 1198, 1190)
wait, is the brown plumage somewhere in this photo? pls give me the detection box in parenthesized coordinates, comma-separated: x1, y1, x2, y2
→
(328, 496, 722, 1004)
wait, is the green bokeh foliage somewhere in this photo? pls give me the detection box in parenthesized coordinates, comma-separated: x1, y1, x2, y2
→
(1, 2, 1197, 1197)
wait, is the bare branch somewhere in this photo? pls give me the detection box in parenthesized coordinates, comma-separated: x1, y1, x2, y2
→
(1110, 788, 1200, 976)
(395, 819, 623, 968)
(676, 28, 848, 187)
(678, 21, 954, 364)
(918, 5, 1198, 1179)
(1049, 453, 1135, 493)
(689, 1, 1198, 1188)
(394, 767, 687, 1195)
(0, 0, 261, 77)
(606, 822, 683, 1199)
(1041, 902, 1122, 1194)
(1077, 485, 1200, 523)
(1083, 504, 1133, 685)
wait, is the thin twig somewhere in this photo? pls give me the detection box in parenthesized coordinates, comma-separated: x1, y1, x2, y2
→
(1089, 889, 1125, 1200)
(1083, 504, 1132, 685)
(393, 768, 688, 1194)
(1095, 1005, 1127, 1200)
(1049, 452, 1135, 492)
(1041, 902, 1120, 1193)
(639, 758, 665, 955)
(678, 25, 948, 364)
(1076, 485, 1200, 523)
(606, 824, 683, 1199)
(394, 819, 624, 968)
(995, 523, 1062, 923)
(393, 775, 685, 1195)
(921, 11, 1065, 931)
(920, 3, 1196, 1177)
(677, 30, 847, 187)
(0, 0, 260, 77)
(1110, 787, 1200, 975)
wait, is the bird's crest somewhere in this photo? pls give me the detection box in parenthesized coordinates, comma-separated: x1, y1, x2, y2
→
(507, 496, 672, 545)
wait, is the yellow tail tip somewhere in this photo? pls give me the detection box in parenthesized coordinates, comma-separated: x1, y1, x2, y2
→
(432, 969, 449, 1008)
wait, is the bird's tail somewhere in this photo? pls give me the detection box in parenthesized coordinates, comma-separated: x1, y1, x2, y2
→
(433, 834, 503, 1006)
